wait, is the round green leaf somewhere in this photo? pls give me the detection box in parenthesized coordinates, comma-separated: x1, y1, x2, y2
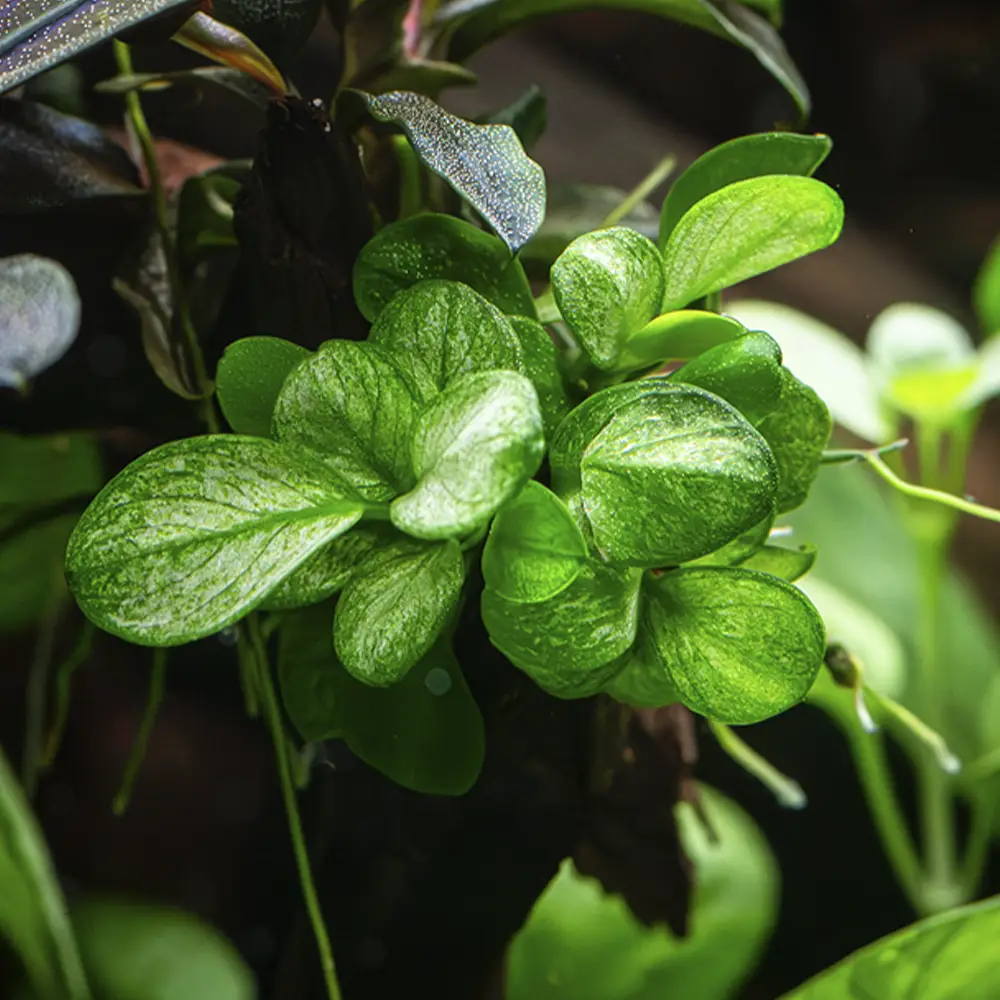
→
(605, 623, 679, 708)
(272, 340, 419, 500)
(508, 315, 571, 435)
(334, 537, 464, 685)
(391, 370, 544, 540)
(353, 213, 535, 322)
(643, 566, 826, 724)
(661, 175, 843, 311)
(481, 561, 640, 698)
(215, 336, 311, 437)
(482, 481, 588, 603)
(66, 436, 364, 646)
(616, 309, 744, 373)
(369, 278, 523, 400)
(551, 227, 664, 370)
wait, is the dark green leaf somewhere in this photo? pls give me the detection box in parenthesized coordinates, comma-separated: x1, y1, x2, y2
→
(94, 67, 272, 108)
(661, 175, 843, 311)
(482, 559, 639, 698)
(273, 340, 419, 500)
(215, 336, 311, 438)
(66, 436, 364, 646)
(739, 542, 815, 581)
(643, 566, 825, 723)
(616, 309, 745, 373)
(334, 536, 465, 685)
(686, 513, 773, 569)
(391, 370, 545, 539)
(605, 621, 679, 708)
(508, 315, 571, 434)
(279, 604, 484, 794)
(483, 83, 547, 150)
(176, 161, 250, 266)
(0, 254, 79, 389)
(360, 90, 546, 253)
(353, 214, 535, 322)
(974, 234, 1000, 337)
(369, 278, 524, 400)
(482, 481, 588, 603)
(552, 227, 664, 370)
(212, 0, 322, 66)
(659, 131, 831, 245)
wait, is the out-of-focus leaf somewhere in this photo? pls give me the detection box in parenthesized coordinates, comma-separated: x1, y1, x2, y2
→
(973, 235, 1000, 337)
(210, 0, 322, 68)
(176, 161, 250, 267)
(483, 83, 547, 150)
(0, 254, 80, 390)
(94, 67, 272, 108)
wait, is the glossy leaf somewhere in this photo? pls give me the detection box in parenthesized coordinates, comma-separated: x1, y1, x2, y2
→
(659, 131, 832, 244)
(661, 175, 843, 311)
(391, 370, 544, 540)
(552, 227, 664, 370)
(353, 213, 535, 322)
(0, 254, 80, 389)
(508, 784, 779, 1000)
(334, 536, 464, 685)
(66, 436, 364, 646)
(215, 336, 311, 438)
(973, 235, 1000, 336)
(482, 560, 640, 698)
(360, 90, 546, 253)
(369, 278, 523, 400)
(643, 566, 826, 724)
(279, 604, 484, 794)
(273, 340, 419, 500)
(740, 542, 815, 581)
(617, 309, 744, 372)
(482, 481, 588, 603)
(508, 315, 571, 434)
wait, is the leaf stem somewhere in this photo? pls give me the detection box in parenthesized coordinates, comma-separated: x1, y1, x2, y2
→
(113, 648, 167, 816)
(41, 620, 95, 770)
(601, 152, 677, 228)
(247, 616, 343, 1000)
(707, 719, 806, 809)
(22, 590, 62, 800)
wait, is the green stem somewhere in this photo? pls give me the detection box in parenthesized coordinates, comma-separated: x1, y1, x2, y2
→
(601, 152, 676, 227)
(958, 791, 996, 899)
(113, 649, 167, 816)
(247, 617, 342, 1000)
(22, 592, 62, 800)
(392, 135, 423, 218)
(707, 719, 806, 809)
(41, 620, 95, 770)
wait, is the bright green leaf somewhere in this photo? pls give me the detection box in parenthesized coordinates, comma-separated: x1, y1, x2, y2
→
(643, 566, 825, 724)
(661, 175, 843, 311)
(215, 336, 311, 438)
(65, 436, 364, 646)
(551, 227, 664, 370)
(973, 234, 1000, 337)
(604, 620, 680, 708)
(334, 536, 464, 685)
(391, 370, 544, 540)
(686, 513, 774, 569)
(616, 309, 744, 372)
(508, 315, 571, 434)
(739, 542, 815, 581)
(352, 214, 535, 322)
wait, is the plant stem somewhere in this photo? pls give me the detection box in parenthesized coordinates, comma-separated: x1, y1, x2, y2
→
(707, 719, 806, 809)
(958, 791, 996, 899)
(247, 617, 343, 1000)
(601, 152, 676, 227)
(393, 135, 423, 218)
(113, 649, 167, 816)
(22, 591, 62, 800)
(41, 620, 95, 769)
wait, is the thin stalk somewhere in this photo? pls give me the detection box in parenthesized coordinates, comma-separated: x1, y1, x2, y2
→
(708, 719, 806, 809)
(601, 152, 676, 227)
(22, 592, 62, 800)
(113, 649, 167, 816)
(392, 135, 423, 218)
(247, 616, 343, 1000)
(958, 791, 996, 899)
(41, 620, 96, 769)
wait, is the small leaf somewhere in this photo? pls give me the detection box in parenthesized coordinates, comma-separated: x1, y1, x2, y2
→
(0, 254, 80, 389)
(279, 604, 484, 795)
(605, 621, 679, 708)
(334, 536, 465, 685)
(353, 213, 535, 322)
(973, 234, 1000, 337)
(176, 160, 251, 266)
(483, 83, 547, 150)
(391, 370, 545, 540)
(482, 560, 640, 698)
(739, 542, 815, 581)
(508, 315, 571, 435)
(686, 513, 773, 569)
(94, 66, 272, 108)
(215, 336, 311, 437)
(272, 340, 419, 500)
(359, 90, 546, 253)
(661, 175, 843, 311)
(66, 436, 364, 646)
(482, 481, 588, 603)
(369, 278, 523, 400)
(643, 566, 825, 724)
(552, 226, 664, 370)
(617, 309, 745, 372)
(659, 131, 832, 244)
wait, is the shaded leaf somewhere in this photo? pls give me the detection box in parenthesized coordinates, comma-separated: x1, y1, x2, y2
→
(739, 542, 815, 581)
(685, 513, 773, 570)
(973, 234, 1000, 337)
(94, 66, 272, 108)
(617, 309, 745, 373)
(508, 315, 571, 434)
(176, 160, 250, 267)
(483, 83, 547, 150)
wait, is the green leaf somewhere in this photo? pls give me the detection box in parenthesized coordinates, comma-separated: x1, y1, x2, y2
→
(482, 481, 588, 603)
(643, 566, 826, 723)
(727, 299, 890, 443)
(279, 604, 484, 795)
(508, 315, 571, 434)
(739, 542, 815, 581)
(551, 227, 664, 370)
(369, 278, 523, 401)
(176, 160, 250, 266)
(779, 895, 1000, 999)
(558, 382, 777, 567)
(334, 536, 465, 685)
(391, 370, 544, 540)
(686, 513, 774, 569)
(66, 898, 252, 1000)
(66, 436, 364, 646)
(482, 560, 640, 697)
(661, 175, 843, 311)
(616, 309, 745, 373)
(0, 254, 80, 390)
(668, 330, 783, 424)
(272, 340, 419, 500)
(215, 336, 311, 438)
(483, 83, 547, 150)
(211, 0, 322, 66)
(659, 132, 832, 244)
(508, 784, 779, 1000)
(352, 214, 535, 322)
(359, 91, 546, 253)
(963, 335, 1000, 411)
(604, 620, 679, 708)
(974, 234, 1000, 336)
